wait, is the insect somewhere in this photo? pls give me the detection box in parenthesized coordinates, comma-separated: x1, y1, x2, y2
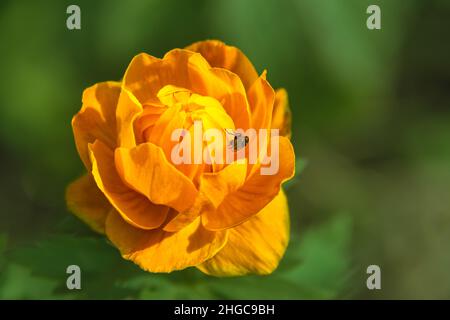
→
(225, 129, 249, 151)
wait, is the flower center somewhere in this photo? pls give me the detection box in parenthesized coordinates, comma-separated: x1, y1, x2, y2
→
(134, 85, 237, 181)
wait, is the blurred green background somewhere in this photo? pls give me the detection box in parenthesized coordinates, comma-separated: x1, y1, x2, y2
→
(0, 0, 449, 299)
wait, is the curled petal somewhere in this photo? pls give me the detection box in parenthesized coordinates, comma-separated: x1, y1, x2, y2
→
(134, 103, 168, 146)
(163, 161, 246, 232)
(121, 52, 161, 105)
(115, 142, 198, 213)
(65, 174, 111, 234)
(162, 194, 212, 232)
(200, 161, 247, 208)
(210, 67, 251, 130)
(247, 71, 275, 130)
(157, 85, 192, 105)
(202, 137, 295, 230)
(105, 210, 228, 273)
(89, 140, 169, 230)
(123, 50, 251, 130)
(116, 88, 144, 148)
(272, 89, 292, 139)
(147, 104, 187, 161)
(72, 81, 121, 169)
(197, 190, 290, 276)
(185, 40, 259, 90)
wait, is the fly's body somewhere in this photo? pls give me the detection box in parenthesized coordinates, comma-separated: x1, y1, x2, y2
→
(225, 129, 249, 151)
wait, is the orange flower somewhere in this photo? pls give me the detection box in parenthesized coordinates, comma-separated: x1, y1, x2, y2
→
(66, 40, 295, 276)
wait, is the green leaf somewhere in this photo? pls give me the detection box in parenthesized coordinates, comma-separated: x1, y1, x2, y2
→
(7, 234, 138, 299)
(117, 269, 218, 300)
(279, 214, 353, 298)
(0, 264, 62, 299)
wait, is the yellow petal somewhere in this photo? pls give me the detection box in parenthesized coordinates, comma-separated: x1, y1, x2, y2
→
(244, 72, 276, 176)
(148, 103, 203, 180)
(188, 94, 235, 131)
(105, 210, 228, 273)
(162, 193, 212, 232)
(272, 89, 292, 139)
(65, 174, 111, 234)
(134, 103, 167, 145)
(208, 67, 251, 130)
(89, 140, 169, 230)
(197, 190, 290, 276)
(114, 143, 198, 213)
(200, 161, 247, 208)
(188, 93, 236, 173)
(185, 40, 259, 90)
(162, 161, 246, 232)
(123, 50, 251, 130)
(121, 52, 160, 105)
(72, 81, 121, 169)
(157, 85, 192, 106)
(147, 104, 187, 160)
(202, 137, 295, 230)
(116, 88, 145, 148)
(247, 71, 275, 130)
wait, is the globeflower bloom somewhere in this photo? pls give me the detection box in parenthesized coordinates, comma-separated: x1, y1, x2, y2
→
(66, 40, 295, 276)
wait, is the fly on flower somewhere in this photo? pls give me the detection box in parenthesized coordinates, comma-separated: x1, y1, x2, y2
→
(225, 129, 250, 151)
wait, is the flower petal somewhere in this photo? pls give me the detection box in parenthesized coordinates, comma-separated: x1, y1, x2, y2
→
(185, 40, 259, 90)
(202, 137, 295, 230)
(197, 190, 290, 276)
(134, 103, 167, 145)
(105, 210, 228, 273)
(157, 85, 192, 105)
(65, 174, 111, 234)
(123, 50, 251, 130)
(162, 161, 247, 232)
(121, 52, 160, 105)
(272, 89, 292, 138)
(210, 67, 251, 130)
(247, 71, 275, 130)
(116, 88, 145, 148)
(147, 104, 187, 160)
(89, 140, 169, 230)
(162, 193, 212, 232)
(72, 81, 121, 169)
(201, 161, 247, 208)
(114, 142, 198, 213)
